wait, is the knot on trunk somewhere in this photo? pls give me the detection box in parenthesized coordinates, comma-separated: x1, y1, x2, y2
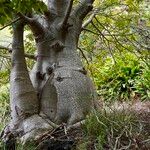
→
(50, 40, 64, 51)
(46, 63, 56, 75)
(36, 71, 45, 80)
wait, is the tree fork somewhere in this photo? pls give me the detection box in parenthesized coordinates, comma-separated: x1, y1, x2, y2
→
(17, 12, 46, 42)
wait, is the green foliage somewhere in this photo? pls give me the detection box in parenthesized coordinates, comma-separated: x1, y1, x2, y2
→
(135, 67, 150, 100)
(90, 53, 150, 101)
(0, 70, 10, 86)
(24, 31, 36, 69)
(0, 0, 47, 25)
(79, 0, 150, 101)
(0, 84, 10, 129)
(0, 84, 10, 149)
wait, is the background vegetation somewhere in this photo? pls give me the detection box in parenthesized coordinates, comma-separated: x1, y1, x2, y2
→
(0, 0, 149, 149)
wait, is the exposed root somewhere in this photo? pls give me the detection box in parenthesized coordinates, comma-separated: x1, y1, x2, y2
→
(1, 113, 86, 148)
(1, 114, 55, 145)
(35, 123, 83, 150)
(39, 112, 59, 128)
(67, 120, 85, 130)
(20, 114, 54, 144)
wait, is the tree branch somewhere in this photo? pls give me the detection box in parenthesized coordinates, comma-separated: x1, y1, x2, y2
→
(73, 0, 95, 20)
(82, 28, 99, 35)
(82, 13, 95, 28)
(17, 13, 46, 42)
(91, 21, 116, 63)
(0, 45, 12, 52)
(0, 18, 20, 31)
(0, 45, 36, 60)
(24, 54, 36, 60)
(77, 47, 89, 65)
(0, 54, 11, 59)
(61, 0, 74, 29)
(47, 0, 70, 17)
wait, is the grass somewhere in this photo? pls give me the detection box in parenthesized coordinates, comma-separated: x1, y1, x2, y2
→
(77, 104, 150, 150)
(0, 85, 10, 150)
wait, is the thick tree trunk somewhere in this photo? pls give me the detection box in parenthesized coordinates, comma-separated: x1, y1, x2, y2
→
(2, 0, 96, 144)
(31, 15, 95, 125)
(10, 22, 39, 124)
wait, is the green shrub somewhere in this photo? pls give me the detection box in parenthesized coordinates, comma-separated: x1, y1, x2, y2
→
(90, 53, 150, 101)
(135, 67, 150, 100)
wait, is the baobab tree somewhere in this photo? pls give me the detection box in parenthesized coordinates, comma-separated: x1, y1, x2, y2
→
(1, 0, 96, 144)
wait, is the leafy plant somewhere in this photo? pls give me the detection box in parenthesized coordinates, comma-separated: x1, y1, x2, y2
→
(90, 52, 150, 101)
(135, 67, 150, 100)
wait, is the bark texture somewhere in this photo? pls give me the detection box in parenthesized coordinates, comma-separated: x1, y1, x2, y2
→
(2, 0, 96, 144)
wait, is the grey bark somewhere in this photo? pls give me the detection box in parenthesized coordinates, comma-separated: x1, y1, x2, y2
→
(2, 0, 96, 143)
(10, 22, 38, 123)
